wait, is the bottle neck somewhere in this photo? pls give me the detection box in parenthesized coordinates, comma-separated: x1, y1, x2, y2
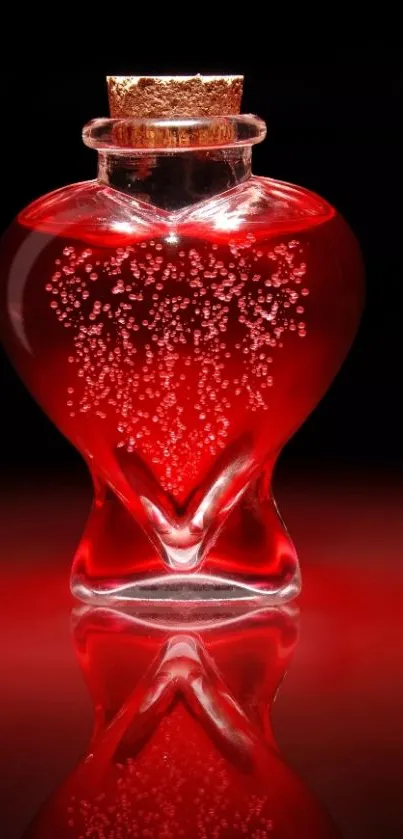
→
(97, 147, 252, 211)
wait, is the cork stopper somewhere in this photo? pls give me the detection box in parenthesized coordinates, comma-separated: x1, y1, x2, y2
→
(107, 75, 244, 119)
(106, 75, 243, 149)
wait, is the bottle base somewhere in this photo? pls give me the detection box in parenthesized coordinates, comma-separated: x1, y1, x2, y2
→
(71, 567, 301, 605)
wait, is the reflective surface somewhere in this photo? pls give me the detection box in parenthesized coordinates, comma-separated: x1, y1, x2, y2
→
(0, 469, 402, 838)
(22, 605, 338, 839)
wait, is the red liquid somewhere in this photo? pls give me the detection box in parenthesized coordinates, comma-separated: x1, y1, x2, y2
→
(22, 607, 339, 839)
(0, 179, 364, 596)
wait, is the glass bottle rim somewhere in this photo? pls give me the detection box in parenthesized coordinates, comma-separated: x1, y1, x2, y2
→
(83, 114, 267, 154)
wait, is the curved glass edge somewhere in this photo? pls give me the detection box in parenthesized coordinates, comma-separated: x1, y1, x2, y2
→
(83, 114, 267, 153)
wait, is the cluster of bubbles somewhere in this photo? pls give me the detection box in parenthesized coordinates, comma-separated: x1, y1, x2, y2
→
(66, 708, 272, 839)
(46, 235, 308, 497)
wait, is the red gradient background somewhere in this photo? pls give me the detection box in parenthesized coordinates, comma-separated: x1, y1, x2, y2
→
(1, 466, 402, 839)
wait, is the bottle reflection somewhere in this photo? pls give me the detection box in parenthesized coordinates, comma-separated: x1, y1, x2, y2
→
(23, 606, 338, 838)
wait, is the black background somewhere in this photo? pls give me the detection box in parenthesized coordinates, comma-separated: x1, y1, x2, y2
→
(1, 49, 402, 476)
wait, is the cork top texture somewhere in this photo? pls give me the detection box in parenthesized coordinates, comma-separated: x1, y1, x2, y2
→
(107, 75, 244, 118)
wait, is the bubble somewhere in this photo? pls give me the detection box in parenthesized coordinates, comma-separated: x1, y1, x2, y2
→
(47, 235, 310, 495)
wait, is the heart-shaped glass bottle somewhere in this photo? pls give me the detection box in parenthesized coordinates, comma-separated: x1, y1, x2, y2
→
(0, 80, 364, 602)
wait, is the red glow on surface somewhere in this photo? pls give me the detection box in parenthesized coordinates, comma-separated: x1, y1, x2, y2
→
(21, 606, 339, 839)
(0, 471, 402, 838)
